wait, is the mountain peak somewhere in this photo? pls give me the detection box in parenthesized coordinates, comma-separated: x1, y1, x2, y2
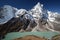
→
(30, 2, 43, 19)
(34, 2, 43, 9)
(0, 5, 18, 24)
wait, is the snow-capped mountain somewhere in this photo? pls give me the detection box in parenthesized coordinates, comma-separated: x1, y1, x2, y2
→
(15, 9, 27, 18)
(47, 11, 60, 32)
(47, 11, 55, 22)
(47, 11, 60, 24)
(0, 5, 18, 24)
(30, 2, 43, 19)
(0, 2, 60, 35)
(0, 2, 60, 25)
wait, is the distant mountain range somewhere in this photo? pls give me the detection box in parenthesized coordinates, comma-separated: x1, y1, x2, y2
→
(0, 2, 60, 24)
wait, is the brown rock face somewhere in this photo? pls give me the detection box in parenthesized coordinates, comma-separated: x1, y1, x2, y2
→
(51, 34, 60, 40)
(14, 35, 48, 40)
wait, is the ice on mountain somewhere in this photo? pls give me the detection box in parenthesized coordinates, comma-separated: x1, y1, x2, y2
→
(47, 11, 60, 23)
(47, 11, 60, 32)
(47, 11, 55, 22)
(15, 9, 27, 18)
(0, 5, 18, 24)
(30, 2, 43, 19)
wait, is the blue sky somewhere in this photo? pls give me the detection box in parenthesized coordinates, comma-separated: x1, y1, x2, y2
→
(0, 0, 60, 13)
